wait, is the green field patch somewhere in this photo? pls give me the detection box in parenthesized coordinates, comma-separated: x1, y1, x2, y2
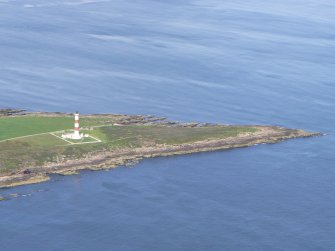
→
(0, 116, 115, 141)
(82, 128, 109, 142)
(13, 134, 70, 147)
(100, 125, 258, 148)
(66, 136, 101, 144)
(0, 116, 73, 141)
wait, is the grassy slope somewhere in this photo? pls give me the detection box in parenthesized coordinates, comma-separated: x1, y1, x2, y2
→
(0, 116, 257, 174)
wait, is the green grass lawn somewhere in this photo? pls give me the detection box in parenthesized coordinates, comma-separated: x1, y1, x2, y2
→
(0, 116, 73, 141)
(0, 116, 115, 141)
(15, 134, 69, 147)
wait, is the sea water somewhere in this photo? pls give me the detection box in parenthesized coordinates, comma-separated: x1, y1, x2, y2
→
(0, 0, 334, 250)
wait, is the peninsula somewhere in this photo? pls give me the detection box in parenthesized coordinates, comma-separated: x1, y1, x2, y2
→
(0, 109, 320, 188)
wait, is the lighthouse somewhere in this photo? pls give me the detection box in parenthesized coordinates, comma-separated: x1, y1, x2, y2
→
(62, 112, 85, 140)
(73, 112, 82, 139)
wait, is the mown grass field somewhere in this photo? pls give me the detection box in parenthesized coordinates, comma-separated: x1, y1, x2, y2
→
(0, 116, 115, 141)
(0, 115, 258, 174)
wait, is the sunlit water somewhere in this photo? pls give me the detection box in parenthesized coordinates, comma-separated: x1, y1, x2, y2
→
(0, 0, 335, 250)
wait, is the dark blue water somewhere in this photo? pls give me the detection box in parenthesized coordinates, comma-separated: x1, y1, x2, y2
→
(0, 0, 335, 250)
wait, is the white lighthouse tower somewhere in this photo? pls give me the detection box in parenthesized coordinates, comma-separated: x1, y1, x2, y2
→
(62, 112, 85, 140)
(73, 112, 82, 139)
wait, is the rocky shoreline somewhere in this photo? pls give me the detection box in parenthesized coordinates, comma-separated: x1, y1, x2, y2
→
(0, 108, 26, 117)
(0, 123, 320, 188)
